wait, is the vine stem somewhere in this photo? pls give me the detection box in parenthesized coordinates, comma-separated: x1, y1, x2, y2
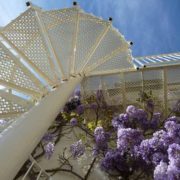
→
(84, 158, 96, 180)
(77, 125, 94, 137)
(46, 168, 84, 180)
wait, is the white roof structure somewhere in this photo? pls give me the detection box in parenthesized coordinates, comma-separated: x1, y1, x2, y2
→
(133, 52, 180, 68)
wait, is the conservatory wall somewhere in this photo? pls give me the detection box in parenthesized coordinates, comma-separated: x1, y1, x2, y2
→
(81, 65, 180, 115)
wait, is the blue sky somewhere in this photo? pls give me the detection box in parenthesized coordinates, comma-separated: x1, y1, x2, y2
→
(0, 0, 180, 57)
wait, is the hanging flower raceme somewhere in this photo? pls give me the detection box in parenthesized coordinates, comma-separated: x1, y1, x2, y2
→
(112, 113, 129, 129)
(44, 142, 55, 159)
(70, 140, 85, 158)
(70, 118, 78, 126)
(76, 104, 84, 115)
(154, 161, 168, 180)
(93, 127, 110, 155)
(42, 133, 54, 143)
(101, 149, 128, 172)
(117, 128, 143, 155)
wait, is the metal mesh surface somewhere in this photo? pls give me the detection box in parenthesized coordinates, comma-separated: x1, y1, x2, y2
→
(41, 8, 77, 77)
(167, 67, 180, 110)
(0, 46, 42, 95)
(74, 13, 108, 72)
(1, 8, 57, 82)
(40, 8, 132, 76)
(142, 69, 164, 111)
(89, 50, 133, 75)
(0, 93, 29, 115)
(83, 28, 131, 71)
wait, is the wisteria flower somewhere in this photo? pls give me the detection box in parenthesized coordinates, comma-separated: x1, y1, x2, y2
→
(126, 105, 137, 118)
(77, 104, 84, 115)
(167, 163, 180, 179)
(94, 126, 104, 136)
(93, 127, 109, 155)
(117, 128, 143, 155)
(70, 140, 85, 158)
(44, 142, 55, 159)
(154, 161, 168, 180)
(42, 133, 54, 143)
(150, 113, 161, 129)
(168, 143, 180, 167)
(74, 89, 81, 97)
(70, 118, 78, 126)
(101, 149, 128, 172)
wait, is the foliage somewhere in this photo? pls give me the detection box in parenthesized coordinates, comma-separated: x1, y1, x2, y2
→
(17, 89, 180, 180)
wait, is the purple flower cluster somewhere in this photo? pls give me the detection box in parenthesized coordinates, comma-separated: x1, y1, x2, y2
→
(93, 127, 110, 155)
(70, 118, 78, 126)
(135, 119, 180, 179)
(64, 94, 81, 113)
(101, 103, 180, 179)
(168, 143, 180, 169)
(101, 149, 128, 172)
(76, 104, 84, 115)
(44, 142, 55, 159)
(42, 133, 54, 143)
(112, 113, 129, 129)
(74, 89, 81, 97)
(70, 140, 85, 158)
(112, 105, 160, 131)
(165, 121, 180, 143)
(117, 128, 143, 155)
(154, 143, 180, 180)
(154, 161, 168, 180)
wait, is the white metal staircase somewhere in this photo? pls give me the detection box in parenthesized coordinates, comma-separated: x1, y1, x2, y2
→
(0, 2, 133, 179)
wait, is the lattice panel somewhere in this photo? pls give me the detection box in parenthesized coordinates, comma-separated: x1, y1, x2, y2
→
(74, 13, 108, 72)
(43, 8, 76, 27)
(89, 50, 133, 75)
(142, 70, 164, 111)
(41, 8, 77, 77)
(1, 8, 56, 82)
(101, 74, 124, 106)
(0, 90, 33, 132)
(167, 67, 180, 109)
(83, 27, 129, 71)
(0, 96, 26, 115)
(0, 46, 42, 94)
(82, 76, 101, 92)
(124, 72, 143, 107)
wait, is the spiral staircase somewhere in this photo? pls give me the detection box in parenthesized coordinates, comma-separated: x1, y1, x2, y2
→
(0, 2, 135, 179)
(0, 1, 179, 179)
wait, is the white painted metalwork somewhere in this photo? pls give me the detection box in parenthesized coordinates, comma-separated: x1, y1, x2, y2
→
(22, 155, 50, 180)
(0, 2, 179, 180)
(0, 8, 57, 84)
(0, 90, 32, 116)
(0, 76, 82, 180)
(0, 40, 45, 97)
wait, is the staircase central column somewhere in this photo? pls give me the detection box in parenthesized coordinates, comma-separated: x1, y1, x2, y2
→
(0, 76, 83, 180)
